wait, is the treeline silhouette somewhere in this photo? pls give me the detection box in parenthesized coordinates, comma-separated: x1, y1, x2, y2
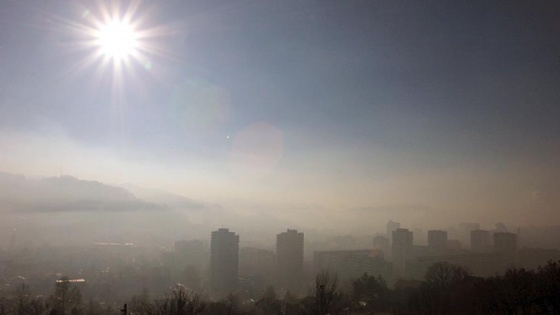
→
(1, 261, 559, 314)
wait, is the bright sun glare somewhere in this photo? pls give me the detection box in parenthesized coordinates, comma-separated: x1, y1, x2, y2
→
(72, 2, 165, 79)
(96, 20, 138, 61)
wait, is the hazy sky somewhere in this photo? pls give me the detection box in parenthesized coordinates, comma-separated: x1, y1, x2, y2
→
(1, 0, 559, 229)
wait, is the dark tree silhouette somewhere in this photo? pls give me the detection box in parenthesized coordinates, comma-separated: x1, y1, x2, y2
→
(411, 262, 470, 315)
(13, 282, 32, 315)
(300, 271, 344, 315)
(153, 284, 206, 315)
(351, 273, 390, 314)
(424, 262, 469, 291)
(255, 286, 281, 315)
(535, 260, 560, 313)
(201, 293, 241, 315)
(130, 288, 153, 315)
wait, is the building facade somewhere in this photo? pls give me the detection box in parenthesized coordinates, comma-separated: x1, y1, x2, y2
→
(314, 249, 390, 282)
(276, 229, 304, 293)
(210, 228, 239, 294)
(392, 228, 413, 279)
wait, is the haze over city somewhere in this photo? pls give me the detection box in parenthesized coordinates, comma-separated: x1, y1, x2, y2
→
(1, 0, 559, 236)
(1, 1, 560, 314)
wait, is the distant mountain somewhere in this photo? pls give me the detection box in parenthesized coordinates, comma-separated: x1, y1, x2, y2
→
(0, 173, 164, 212)
(121, 184, 205, 211)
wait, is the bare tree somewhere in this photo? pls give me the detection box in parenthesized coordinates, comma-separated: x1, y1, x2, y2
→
(536, 260, 560, 313)
(256, 286, 281, 315)
(300, 271, 343, 315)
(424, 262, 469, 291)
(415, 262, 470, 315)
(499, 268, 536, 315)
(9, 283, 48, 315)
(13, 283, 32, 315)
(153, 284, 206, 315)
(352, 273, 390, 313)
(130, 289, 156, 315)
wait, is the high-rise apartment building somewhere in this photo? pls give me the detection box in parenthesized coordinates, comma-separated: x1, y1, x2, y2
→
(392, 228, 413, 279)
(210, 228, 239, 294)
(314, 249, 391, 282)
(276, 229, 304, 293)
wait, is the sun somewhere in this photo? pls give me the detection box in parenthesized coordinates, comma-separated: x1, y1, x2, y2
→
(95, 19, 138, 62)
(60, 1, 174, 81)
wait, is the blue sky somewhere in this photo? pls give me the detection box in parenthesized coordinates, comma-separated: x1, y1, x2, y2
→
(1, 0, 559, 229)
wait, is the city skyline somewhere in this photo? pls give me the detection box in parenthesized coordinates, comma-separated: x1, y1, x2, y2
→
(2, 221, 559, 314)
